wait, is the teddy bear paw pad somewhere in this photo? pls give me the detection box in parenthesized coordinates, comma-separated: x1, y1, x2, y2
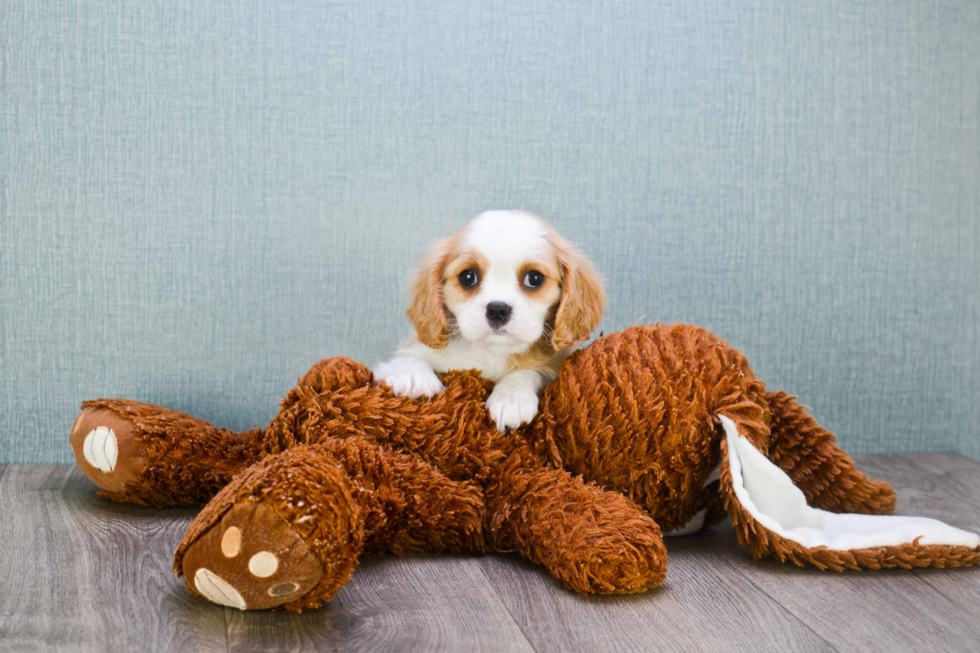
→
(181, 501, 324, 610)
(193, 568, 247, 609)
(81, 426, 118, 472)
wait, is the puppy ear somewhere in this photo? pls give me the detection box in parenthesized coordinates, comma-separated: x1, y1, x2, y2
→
(407, 238, 451, 349)
(551, 236, 606, 351)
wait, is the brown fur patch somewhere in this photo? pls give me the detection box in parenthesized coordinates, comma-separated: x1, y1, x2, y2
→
(406, 228, 467, 348)
(442, 247, 490, 302)
(505, 337, 564, 380)
(541, 223, 606, 350)
(517, 260, 561, 299)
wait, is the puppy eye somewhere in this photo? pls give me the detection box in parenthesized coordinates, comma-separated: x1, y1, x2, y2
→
(458, 268, 479, 288)
(523, 270, 545, 289)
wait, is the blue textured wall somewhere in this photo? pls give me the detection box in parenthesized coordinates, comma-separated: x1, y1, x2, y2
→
(2, 0, 978, 463)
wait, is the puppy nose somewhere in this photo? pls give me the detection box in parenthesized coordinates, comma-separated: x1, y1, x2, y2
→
(485, 301, 512, 327)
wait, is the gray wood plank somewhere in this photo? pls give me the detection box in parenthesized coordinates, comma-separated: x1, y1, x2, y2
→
(0, 466, 227, 653)
(226, 554, 534, 653)
(477, 540, 834, 652)
(4, 457, 979, 653)
(707, 453, 980, 653)
(852, 453, 980, 524)
(867, 452, 980, 489)
(853, 453, 980, 609)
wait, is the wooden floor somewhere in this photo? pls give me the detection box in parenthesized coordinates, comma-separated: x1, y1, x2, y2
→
(1, 454, 979, 652)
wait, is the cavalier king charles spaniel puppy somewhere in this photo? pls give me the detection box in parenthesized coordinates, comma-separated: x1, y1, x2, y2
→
(375, 210, 606, 431)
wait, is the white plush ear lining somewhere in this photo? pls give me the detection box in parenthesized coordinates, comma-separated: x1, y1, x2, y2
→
(720, 415, 980, 550)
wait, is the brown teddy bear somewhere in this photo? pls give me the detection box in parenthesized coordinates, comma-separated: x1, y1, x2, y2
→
(69, 324, 980, 612)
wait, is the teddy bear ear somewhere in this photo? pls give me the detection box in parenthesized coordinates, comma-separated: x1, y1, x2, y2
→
(406, 238, 451, 349)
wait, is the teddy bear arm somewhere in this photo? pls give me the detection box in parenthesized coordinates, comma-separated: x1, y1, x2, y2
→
(70, 399, 265, 506)
(284, 357, 377, 405)
(485, 456, 667, 595)
(176, 437, 486, 611)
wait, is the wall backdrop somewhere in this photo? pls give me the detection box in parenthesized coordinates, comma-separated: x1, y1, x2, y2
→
(2, 0, 978, 463)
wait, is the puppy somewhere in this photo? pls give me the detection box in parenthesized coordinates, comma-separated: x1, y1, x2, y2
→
(375, 210, 606, 431)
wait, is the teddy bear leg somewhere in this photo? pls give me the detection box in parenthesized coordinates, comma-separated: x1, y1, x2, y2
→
(486, 458, 667, 595)
(176, 438, 486, 611)
(719, 413, 979, 570)
(70, 399, 265, 506)
(175, 444, 365, 611)
(313, 439, 487, 557)
(763, 391, 897, 515)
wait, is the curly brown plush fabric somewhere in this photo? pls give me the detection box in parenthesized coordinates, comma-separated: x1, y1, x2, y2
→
(763, 390, 897, 515)
(69, 324, 980, 612)
(719, 434, 980, 571)
(70, 400, 264, 505)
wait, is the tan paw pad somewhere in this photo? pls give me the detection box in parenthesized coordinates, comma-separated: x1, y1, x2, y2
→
(248, 551, 279, 577)
(221, 527, 242, 558)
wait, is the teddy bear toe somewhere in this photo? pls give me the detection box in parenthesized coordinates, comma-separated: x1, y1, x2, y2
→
(69, 406, 146, 494)
(180, 501, 324, 611)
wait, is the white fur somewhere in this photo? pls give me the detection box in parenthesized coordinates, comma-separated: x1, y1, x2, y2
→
(484, 369, 546, 431)
(374, 355, 445, 399)
(376, 211, 584, 432)
(450, 212, 553, 347)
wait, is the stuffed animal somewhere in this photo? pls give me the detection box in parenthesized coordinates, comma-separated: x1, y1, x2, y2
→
(69, 324, 980, 611)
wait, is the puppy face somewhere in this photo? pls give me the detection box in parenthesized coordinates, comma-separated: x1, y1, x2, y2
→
(407, 211, 606, 351)
(443, 213, 563, 347)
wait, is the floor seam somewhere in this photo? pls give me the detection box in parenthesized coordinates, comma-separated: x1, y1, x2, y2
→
(706, 540, 843, 653)
(223, 606, 231, 653)
(476, 559, 539, 653)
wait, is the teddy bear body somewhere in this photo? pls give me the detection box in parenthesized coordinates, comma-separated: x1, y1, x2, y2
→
(69, 324, 978, 611)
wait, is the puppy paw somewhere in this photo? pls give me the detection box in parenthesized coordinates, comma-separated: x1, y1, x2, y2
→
(375, 359, 445, 399)
(486, 385, 539, 432)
